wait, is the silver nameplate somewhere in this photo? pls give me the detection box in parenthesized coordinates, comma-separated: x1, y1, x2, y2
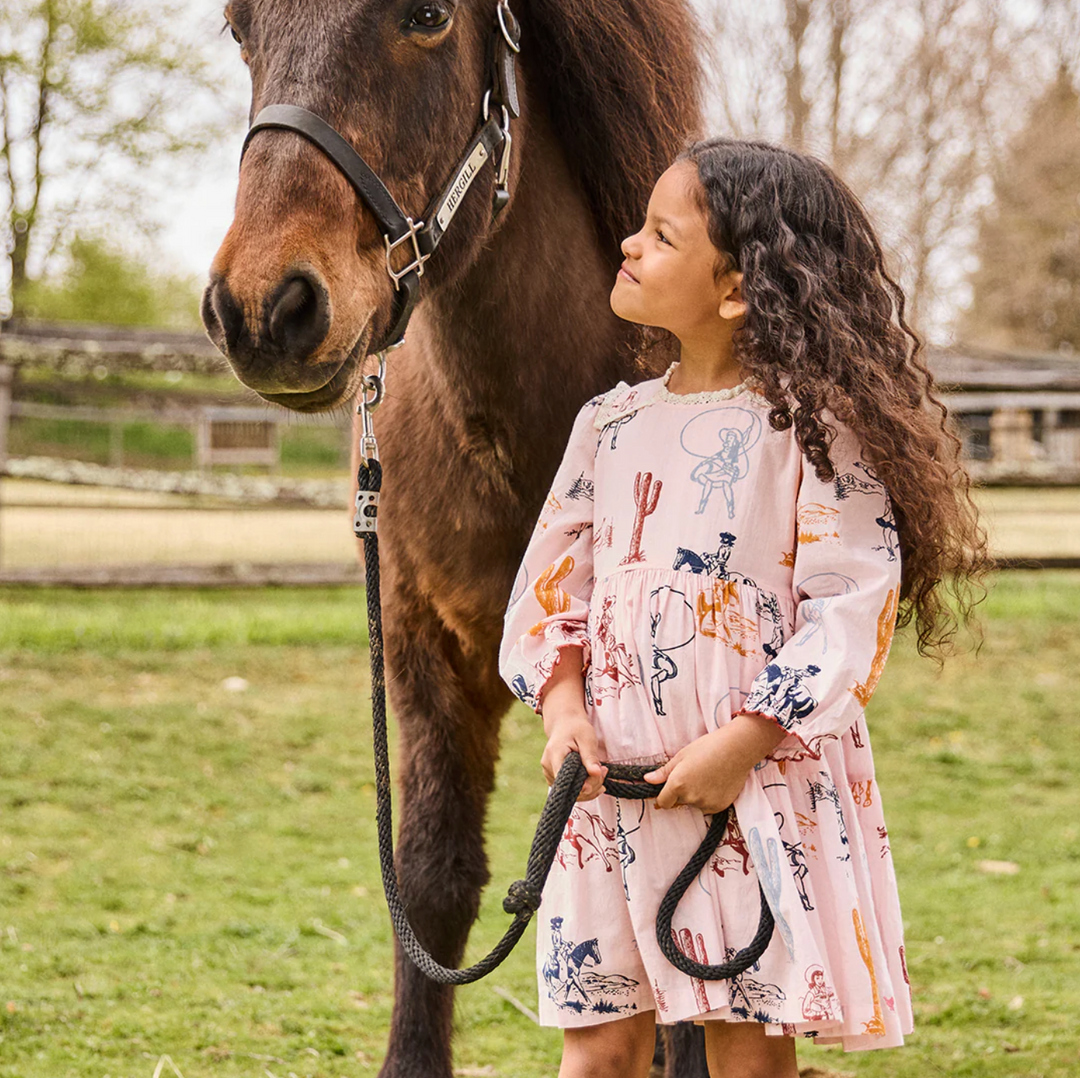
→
(436, 143, 489, 232)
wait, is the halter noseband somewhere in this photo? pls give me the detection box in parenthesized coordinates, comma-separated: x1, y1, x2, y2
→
(239, 0, 522, 357)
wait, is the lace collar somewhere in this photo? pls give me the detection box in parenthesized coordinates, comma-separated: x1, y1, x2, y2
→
(593, 364, 765, 430)
(656, 361, 759, 403)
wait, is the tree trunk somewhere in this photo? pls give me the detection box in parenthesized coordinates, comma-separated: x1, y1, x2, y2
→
(784, 0, 812, 148)
(827, 0, 852, 166)
(9, 220, 30, 320)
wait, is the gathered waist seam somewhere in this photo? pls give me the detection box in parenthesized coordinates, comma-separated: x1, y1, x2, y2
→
(593, 561, 795, 604)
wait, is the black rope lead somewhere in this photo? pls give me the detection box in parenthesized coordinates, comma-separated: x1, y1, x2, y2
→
(356, 454, 774, 985)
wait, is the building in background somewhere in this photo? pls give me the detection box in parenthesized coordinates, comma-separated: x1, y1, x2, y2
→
(934, 345, 1080, 483)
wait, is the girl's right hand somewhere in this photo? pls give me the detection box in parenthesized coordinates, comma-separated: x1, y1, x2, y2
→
(540, 711, 608, 801)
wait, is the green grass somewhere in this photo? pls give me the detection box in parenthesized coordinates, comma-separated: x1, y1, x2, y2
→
(0, 589, 367, 653)
(16, 368, 245, 406)
(0, 574, 1078, 1077)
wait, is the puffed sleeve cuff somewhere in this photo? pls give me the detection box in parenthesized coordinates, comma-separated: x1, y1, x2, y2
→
(733, 417, 902, 760)
(536, 637, 592, 716)
(504, 623, 592, 716)
(734, 699, 854, 761)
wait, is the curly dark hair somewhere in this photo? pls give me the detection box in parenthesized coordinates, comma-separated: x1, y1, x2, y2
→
(652, 136, 991, 656)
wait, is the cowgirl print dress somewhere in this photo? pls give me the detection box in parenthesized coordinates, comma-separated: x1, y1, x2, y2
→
(498, 364, 914, 1051)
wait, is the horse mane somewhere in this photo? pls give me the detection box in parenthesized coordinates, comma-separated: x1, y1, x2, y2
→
(518, 0, 705, 375)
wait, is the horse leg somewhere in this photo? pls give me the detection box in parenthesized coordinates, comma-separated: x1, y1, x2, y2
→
(376, 601, 502, 1078)
(661, 1023, 710, 1078)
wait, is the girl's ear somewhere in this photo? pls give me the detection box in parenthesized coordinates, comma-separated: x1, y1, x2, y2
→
(718, 270, 747, 321)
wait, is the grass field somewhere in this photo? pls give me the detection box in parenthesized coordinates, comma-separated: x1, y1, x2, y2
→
(1, 576, 1078, 1078)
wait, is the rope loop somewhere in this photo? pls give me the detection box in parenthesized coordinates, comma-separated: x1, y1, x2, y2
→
(502, 878, 543, 917)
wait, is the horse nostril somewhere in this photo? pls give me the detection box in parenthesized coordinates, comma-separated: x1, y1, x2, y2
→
(203, 278, 245, 354)
(200, 285, 220, 336)
(268, 272, 330, 357)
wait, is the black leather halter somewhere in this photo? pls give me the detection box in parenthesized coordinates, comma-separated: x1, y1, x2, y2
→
(239, 1, 522, 357)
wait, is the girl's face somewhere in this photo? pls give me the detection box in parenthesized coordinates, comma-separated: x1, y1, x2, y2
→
(611, 160, 745, 338)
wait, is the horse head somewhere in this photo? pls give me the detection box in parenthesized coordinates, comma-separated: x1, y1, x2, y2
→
(570, 937, 602, 970)
(203, 0, 520, 411)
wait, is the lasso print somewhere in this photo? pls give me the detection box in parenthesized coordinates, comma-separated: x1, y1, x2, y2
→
(794, 572, 859, 654)
(678, 407, 763, 520)
(646, 584, 696, 717)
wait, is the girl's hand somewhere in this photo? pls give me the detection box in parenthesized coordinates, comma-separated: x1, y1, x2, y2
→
(540, 712, 608, 801)
(537, 646, 606, 800)
(643, 715, 787, 813)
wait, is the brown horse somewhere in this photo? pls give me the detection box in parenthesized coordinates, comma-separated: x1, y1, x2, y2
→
(203, 1, 705, 1074)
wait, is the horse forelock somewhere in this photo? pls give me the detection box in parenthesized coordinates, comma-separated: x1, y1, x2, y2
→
(235, 0, 490, 196)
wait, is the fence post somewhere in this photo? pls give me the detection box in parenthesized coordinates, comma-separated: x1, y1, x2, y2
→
(0, 363, 11, 573)
(195, 411, 209, 473)
(0, 363, 11, 470)
(109, 421, 124, 469)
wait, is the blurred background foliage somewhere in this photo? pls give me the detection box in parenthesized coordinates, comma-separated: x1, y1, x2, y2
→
(16, 236, 202, 328)
(0, 0, 231, 323)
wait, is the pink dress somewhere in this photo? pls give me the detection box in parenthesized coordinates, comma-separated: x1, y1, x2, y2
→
(498, 367, 913, 1050)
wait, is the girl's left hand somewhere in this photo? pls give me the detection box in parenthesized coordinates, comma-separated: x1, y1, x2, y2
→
(642, 715, 787, 813)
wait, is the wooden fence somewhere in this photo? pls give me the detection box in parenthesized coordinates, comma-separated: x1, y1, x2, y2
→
(0, 322, 356, 584)
(2, 321, 1079, 582)
(4, 397, 295, 473)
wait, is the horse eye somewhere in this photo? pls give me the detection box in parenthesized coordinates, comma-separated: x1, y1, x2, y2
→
(409, 2, 451, 29)
(229, 25, 242, 45)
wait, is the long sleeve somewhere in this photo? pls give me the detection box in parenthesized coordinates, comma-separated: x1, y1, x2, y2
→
(498, 394, 603, 715)
(740, 422, 902, 759)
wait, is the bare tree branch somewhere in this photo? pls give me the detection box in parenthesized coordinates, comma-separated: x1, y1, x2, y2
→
(0, 0, 230, 318)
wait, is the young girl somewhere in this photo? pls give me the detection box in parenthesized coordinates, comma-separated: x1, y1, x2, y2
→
(498, 137, 987, 1078)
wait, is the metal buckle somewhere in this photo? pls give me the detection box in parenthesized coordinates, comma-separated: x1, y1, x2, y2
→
(356, 352, 387, 464)
(496, 105, 512, 189)
(384, 216, 429, 291)
(497, 1, 521, 53)
(354, 489, 379, 535)
(355, 357, 384, 531)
